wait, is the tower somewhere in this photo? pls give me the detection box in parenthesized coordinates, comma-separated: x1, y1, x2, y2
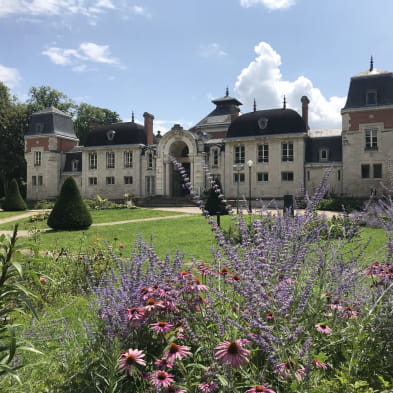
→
(25, 107, 79, 200)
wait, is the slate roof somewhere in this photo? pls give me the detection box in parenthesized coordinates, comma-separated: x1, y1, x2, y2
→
(305, 135, 342, 163)
(26, 106, 77, 139)
(226, 108, 307, 138)
(343, 69, 393, 109)
(85, 122, 146, 147)
(63, 152, 82, 172)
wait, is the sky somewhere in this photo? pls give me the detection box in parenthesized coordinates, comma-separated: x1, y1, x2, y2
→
(1, 0, 393, 133)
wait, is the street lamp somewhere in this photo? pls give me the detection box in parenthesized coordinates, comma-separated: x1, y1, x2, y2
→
(233, 163, 244, 214)
(247, 160, 253, 213)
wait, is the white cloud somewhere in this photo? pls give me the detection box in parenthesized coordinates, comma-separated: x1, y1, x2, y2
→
(152, 119, 194, 135)
(42, 42, 122, 70)
(198, 43, 228, 58)
(0, 64, 21, 88)
(234, 42, 346, 129)
(240, 0, 295, 10)
(0, 0, 141, 21)
(132, 5, 151, 18)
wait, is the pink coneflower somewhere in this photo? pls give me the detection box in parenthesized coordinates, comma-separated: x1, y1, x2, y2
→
(341, 306, 358, 319)
(118, 243, 124, 249)
(246, 385, 276, 393)
(149, 370, 175, 387)
(155, 358, 174, 369)
(265, 312, 273, 319)
(315, 324, 332, 334)
(144, 297, 164, 311)
(294, 368, 306, 381)
(314, 358, 328, 369)
(126, 306, 145, 321)
(227, 274, 241, 282)
(39, 277, 47, 284)
(163, 342, 192, 363)
(198, 381, 219, 392)
(118, 349, 146, 374)
(150, 321, 175, 334)
(162, 385, 186, 393)
(214, 339, 250, 368)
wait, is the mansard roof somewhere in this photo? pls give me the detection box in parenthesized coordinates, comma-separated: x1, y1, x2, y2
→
(343, 68, 393, 110)
(26, 106, 77, 139)
(84, 122, 146, 147)
(226, 108, 307, 138)
(63, 151, 82, 172)
(305, 132, 342, 163)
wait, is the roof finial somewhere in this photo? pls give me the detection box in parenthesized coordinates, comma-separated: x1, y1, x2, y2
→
(253, 98, 257, 112)
(283, 95, 286, 110)
(225, 86, 229, 97)
(370, 56, 374, 72)
(131, 111, 134, 122)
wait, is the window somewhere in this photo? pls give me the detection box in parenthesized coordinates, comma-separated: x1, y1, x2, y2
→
(319, 148, 329, 161)
(88, 177, 97, 185)
(124, 151, 133, 168)
(365, 129, 378, 150)
(366, 90, 377, 105)
(282, 171, 294, 181)
(337, 170, 341, 181)
(35, 122, 44, 133)
(71, 160, 79, 172)
(257, 172, 269, 182)
(234, 146, 245, 164)
(307, 171, 310, 181)
(373, 164, 382, 178)
(34, 151, 41, 166)
(38, 176, 43, 186)
(106, 176, 115, 185)
(147, 152, 153, 169)
(106, 130, 116, 141)
(213, 150, 219, 167)
(106, 152, 115, 168)
(124, 176, 133, 184)
(282, 143, 294, 162)
(32, 176, 37, 186)
(234, 173, 245, 183)
(146, 176, 155, 195)
(89, 153, 97, 169)
(258, 144, 269, 163)
(361, 164, 370, 178)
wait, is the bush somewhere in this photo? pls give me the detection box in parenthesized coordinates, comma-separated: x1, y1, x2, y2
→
(317, 197, 364, 212)
(47, 177, 92, 230)
(204, 179, 229, 217)
(1, 179, 27, 211)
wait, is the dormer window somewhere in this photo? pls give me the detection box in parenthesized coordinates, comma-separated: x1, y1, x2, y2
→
(319, 148, 329, 162)
(366, 90, 377, 105)
(35, 122, 44, 133)
(106, 130, 116, 141)
(71, 159, 79, 172)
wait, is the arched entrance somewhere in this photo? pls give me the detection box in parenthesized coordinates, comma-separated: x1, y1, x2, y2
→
(169, 141, 190, 197)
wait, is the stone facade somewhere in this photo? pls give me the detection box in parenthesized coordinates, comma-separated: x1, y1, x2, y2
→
(24, 64, 393, 204)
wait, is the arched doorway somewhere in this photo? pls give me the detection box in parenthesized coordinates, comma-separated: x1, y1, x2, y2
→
(169, 141, 190, 197)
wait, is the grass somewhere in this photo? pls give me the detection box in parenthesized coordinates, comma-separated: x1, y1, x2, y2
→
(0, 210, 29, 219)
(0, 208, 186, 230)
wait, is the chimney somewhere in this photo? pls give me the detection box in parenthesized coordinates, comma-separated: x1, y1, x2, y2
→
(301, 96, 310, 130)
(230, 106, 240, 122)
(143, 112, 154, 145)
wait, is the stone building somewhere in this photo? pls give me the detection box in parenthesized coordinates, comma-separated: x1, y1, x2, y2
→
(25, 62, 393, 204)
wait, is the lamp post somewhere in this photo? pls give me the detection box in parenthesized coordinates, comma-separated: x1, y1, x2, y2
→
(247, 159, 253, 213)
(233, 163, 244, 214)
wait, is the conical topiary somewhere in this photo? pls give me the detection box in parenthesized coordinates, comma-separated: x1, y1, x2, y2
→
(47, 177, 92, 230)
(204, 179, 228, 217)
(2, 179, 27, 211)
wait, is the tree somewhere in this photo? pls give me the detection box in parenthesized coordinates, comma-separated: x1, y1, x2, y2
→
(2, 178, 27, 211)
(204, 179, 228, 226)
(0, 82, 28, 197)
(47, 177, 92, 230)
(74, 103, 121, 145)
(26, 86, 76, 116)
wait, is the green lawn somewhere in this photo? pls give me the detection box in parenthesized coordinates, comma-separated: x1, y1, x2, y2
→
(0, 210, 29, 219)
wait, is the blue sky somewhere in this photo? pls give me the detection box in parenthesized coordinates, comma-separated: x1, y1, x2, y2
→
(1, 0, 393, 133)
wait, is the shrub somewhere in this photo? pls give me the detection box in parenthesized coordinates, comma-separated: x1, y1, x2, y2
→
(2, 179, 27, 211)
(204, 179, 229, 217)
(47, 177, 92, 230)
(317, 197, 364, 212)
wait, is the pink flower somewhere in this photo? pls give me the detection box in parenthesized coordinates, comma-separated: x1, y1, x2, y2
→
(198, 381, 219, 392)
(126, 307, 145, 321)
(214, 339, 250, 368)
(163, 342, 192, 363)
(314, 358, 328, 370)
(155, 358, 174, 369)
(315, 324, 332, 334)
(246, 386, 276, 393)
(149, 370, 175, 387)
(162, 385, 186, 393)
(118, 243, 124, 248)
(144, 297, 165, 311)
(39, 277, 47, 284)
(150, 321, 175, 334)
(294, 368, 306, 381)
(118, 349, 146, 374)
